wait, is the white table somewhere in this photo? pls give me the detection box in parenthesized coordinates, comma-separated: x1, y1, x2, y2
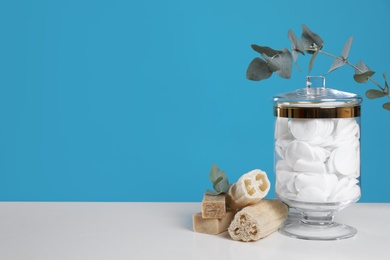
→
(0, 202, 389, 260)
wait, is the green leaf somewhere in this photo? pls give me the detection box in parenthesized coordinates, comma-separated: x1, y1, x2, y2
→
(355, 60, 372, 74)
(341, 36, 353, 59)
(251, 45, 281, 57)
(288, 29, 305, 62)
(273, 48, 293, 79)
(353, 60, 375, 83)
(354, 71, 375, 83)
(327, 36, 353, 74)
(308, 50, 319, 73)
(365, 89, 386, 99)
(383, 102, 390, 111)
(246, 58, 273, 81)
(261, 53, 281, 72)
(205, 189, 220, 196)
(328, 57, 346, 73)
(209, 164, 230, 194)
(301, 24, 324, 54)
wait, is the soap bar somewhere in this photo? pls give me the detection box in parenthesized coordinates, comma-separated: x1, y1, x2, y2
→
(202, 193, 226, 219)
(193, 210, 235, 235)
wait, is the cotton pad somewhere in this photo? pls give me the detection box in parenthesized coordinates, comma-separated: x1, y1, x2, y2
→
(275, 116, 360, 203)
(296, 186, 327, 202)
(289, 119, 319, 141)
(293, 159, 326, 173)
(276, 169, 297, 184)
(276, 160, 292, 171)
(332, 144, 358, 176)
(329, 178, 360, 201)
(275, 117, 290, 139)
(285, 141, 316, 167)
(295, 173, 328, 193)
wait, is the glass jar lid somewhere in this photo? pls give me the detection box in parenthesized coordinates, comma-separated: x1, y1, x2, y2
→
(274, 76, 362, 118)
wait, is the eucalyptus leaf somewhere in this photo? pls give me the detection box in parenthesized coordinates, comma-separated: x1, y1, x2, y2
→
(292, 50, 299, 65)
(251, 44, 281, 57)
(383, 102, 390, 110)
(308, 50, 319, 73)
(326, 37, 352, 73)
(246, 58, 273, 81)
(355, 60, 372, 74)
(273, 48, 293, 79)
(209, 164, 230, 194)
(301, 24, 324, 54)
(205, 189, 220, 196)
(366, 89, 386, 99)
(261, 53, 281, 72)
(353, 60, 375, 83)
(288, 29, 305, 60)
(354, 71, 375, 83)
(341, 36, 353, 59)
(328, 58, 346, 73)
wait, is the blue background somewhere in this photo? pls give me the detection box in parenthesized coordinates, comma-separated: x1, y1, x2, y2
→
(0, 0, 389, 202)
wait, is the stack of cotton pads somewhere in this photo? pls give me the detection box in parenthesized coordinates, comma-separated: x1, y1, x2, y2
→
(275, 117, 360, 203)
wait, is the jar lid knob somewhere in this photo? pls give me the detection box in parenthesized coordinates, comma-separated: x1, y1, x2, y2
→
(306, 76, 326, 89)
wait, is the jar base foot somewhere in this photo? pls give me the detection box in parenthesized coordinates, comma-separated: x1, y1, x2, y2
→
(279, 219, 357, 240)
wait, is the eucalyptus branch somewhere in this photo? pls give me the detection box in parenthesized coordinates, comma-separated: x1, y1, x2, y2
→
(345, 61, 387, 93)
(318, 50, 339, 60)
(246, 24, 390, 111)
(319, 50, 385, 92)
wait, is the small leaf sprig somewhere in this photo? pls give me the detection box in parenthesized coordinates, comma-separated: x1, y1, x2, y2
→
(206, 164, 231, 195)
(246, 24, 390, 111)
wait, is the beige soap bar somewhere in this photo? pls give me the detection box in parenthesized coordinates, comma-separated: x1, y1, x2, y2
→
(193, 210, 235, 234)
(202, 193, 226, 219)
(228, 199, 288, 242)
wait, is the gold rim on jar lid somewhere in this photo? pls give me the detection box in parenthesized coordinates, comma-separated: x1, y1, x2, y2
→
(274, 105, 361, 118)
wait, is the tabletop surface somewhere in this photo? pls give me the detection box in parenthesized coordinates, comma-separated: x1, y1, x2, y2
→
(0, 202, 389, 260)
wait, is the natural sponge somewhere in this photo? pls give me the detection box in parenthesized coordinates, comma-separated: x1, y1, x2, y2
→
(228, 199, 288, 241)
(226, 169, 270, 210)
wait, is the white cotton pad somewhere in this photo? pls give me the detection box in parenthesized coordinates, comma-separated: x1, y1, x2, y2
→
(276, 169, 298, 194)
(307, 120, 334, 146)
(335, 118, 358, 138)
(275, 117, 290, 139)
(332, 144, 358, 176)
(275, 145, 285, 160)
(308, 136, 333, 146)
(285, 141, 316, 167)
(275, 115, 360, 203)
(275, 160, 292, 171)
(289, 119, 319, 141)
(337, 185, 361, 201)
(276, 169, 297, 184)
(295, 173, 328, 193)
(296, 186, 327, 202)
(293, 159, 326, 173)
(322, 119, 335, 138)
(326, 151, 336, 173)
(286, 177, 298, 194)
(312, 146, 330, 162)
(275, 137, 293, 150)
(333, 134, 358, 148)
(322, 173, 339, 197)
(329, 178, 360, 201)
(290, 119, 334, 142)
(329, 177, 350, 200)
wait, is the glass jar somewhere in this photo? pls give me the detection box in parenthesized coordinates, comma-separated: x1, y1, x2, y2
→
(273, 76, 362, 240)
